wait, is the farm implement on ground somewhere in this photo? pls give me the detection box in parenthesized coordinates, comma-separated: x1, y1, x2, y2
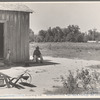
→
(0, 70, 32, 89)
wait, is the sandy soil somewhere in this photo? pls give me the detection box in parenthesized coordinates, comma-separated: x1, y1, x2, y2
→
(0, 56, 100, 97)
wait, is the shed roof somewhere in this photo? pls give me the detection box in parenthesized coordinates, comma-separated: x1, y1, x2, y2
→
(0, 3, 33, 13)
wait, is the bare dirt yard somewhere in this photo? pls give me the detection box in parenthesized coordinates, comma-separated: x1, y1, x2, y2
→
(0, 42, 100, 97)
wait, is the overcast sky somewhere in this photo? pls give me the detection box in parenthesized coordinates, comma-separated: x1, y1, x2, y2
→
(24, 2, 100, 34)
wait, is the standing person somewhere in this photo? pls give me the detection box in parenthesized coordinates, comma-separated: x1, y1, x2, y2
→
(4, 49, 11, 65)
(33, 46, 43, 63)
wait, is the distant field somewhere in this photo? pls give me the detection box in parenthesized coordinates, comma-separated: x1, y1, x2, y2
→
(30, 42, 100, 61)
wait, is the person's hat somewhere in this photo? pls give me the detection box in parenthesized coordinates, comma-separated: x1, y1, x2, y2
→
(36, 46, 39, 49)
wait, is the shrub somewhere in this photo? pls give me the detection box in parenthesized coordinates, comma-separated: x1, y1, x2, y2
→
(61, 68, 100, 94)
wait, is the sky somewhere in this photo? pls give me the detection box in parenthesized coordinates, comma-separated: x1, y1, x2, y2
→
(24, 2, 100, 34)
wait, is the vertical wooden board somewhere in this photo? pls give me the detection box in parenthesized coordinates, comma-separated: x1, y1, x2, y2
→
(3, 11, 5, 58)
(9, 12, 14, 62)
(23, 13, 27, 62)
(3, 11, 6, 58)
(20, 13, 25, 62)
(24, 13, 27, 61)
(4, 22, 7, 58)
(10, 12, 14, 61)
(27, 14, 29, 61)
(11, 12, 17, 62)
(6, 12, 10, 58)
(11, 12, 16, 62)
(20, 13, 23, 62)
(16, 12, 21, 62)
(25, 13, 29, 61)
(22, 13, 26, 62)
(4, 11, 8, 59)
(14, 12, 18, 62)
(24, 13, 29, 62)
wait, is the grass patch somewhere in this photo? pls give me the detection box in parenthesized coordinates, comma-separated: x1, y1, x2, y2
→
(30, 42, 100, 60)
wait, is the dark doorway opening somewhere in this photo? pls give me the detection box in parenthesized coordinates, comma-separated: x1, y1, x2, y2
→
(0, 23, 4, 58)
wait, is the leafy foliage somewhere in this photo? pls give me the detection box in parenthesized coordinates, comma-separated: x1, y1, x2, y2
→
(34, 25, 86, 42)
(88, 29, 100, 41)
(61, 68, 100, 94)
(31, 25, 100, 43)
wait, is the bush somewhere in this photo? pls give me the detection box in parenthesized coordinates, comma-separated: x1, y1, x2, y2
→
(61, 68, 100, 94)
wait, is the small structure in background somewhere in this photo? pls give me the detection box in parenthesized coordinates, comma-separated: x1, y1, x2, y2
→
(0, 3, 33, 63)
(87, 40, 100, 43)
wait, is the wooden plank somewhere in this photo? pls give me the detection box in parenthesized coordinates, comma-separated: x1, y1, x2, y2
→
(24, 13, 27, 61)
(4, 11, 10, 60)
(20, 12, 25, 62)
(9, 12, 14, 62)
(10, 12, 13, 61)
(3, 11, 7, 59)
(4, 21, 7, 58)
(15, 12, 18, 62)
(27, 14, 29, 61)
(13, 12, 17, 62)
(19, 12, 22, 62)
(25, 13, 29, 61)
(20, 12, 30, 62)
(22, 13, 25, 62)
(5, 12, 10, 60)
(16, 12, 21, 62)
(11, 12, 15, 62)
(10, 12, 14, 62)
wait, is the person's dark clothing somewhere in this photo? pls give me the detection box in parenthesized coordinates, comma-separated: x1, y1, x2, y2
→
(33, 49, 41, 57)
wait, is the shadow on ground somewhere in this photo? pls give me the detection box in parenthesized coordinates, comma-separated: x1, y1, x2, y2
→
(9, 82, 37, 89)
(13, 60, 59, 68)
(0, 60, 60, 70)
(25, 60, 60, 67)
(19, 82, 36, 87)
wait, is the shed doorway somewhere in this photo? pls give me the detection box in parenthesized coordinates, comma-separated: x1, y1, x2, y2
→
(0, 23, 4, 58)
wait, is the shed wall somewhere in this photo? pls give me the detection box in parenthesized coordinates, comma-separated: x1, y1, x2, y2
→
(0, 11, 29, 62)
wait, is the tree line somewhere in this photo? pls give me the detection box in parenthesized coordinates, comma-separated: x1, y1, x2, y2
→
(29, 25, 100, 42)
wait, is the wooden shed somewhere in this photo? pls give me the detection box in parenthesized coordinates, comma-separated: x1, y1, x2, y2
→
(0, 3, 33, 63)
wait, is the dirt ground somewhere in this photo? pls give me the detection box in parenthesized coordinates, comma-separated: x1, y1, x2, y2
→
(0, 56, 100, 97)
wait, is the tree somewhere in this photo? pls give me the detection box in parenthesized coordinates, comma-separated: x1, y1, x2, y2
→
(51, 27, 58, 42)
(66, 25, 81, 42)
(35, 25, 87, 42)
(38, 30, 47, 42)
(77, 33, 84, 42)
(56, 26, 64, 42)
(88, 28, 100, 41)
(66, 32, 75, 42)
